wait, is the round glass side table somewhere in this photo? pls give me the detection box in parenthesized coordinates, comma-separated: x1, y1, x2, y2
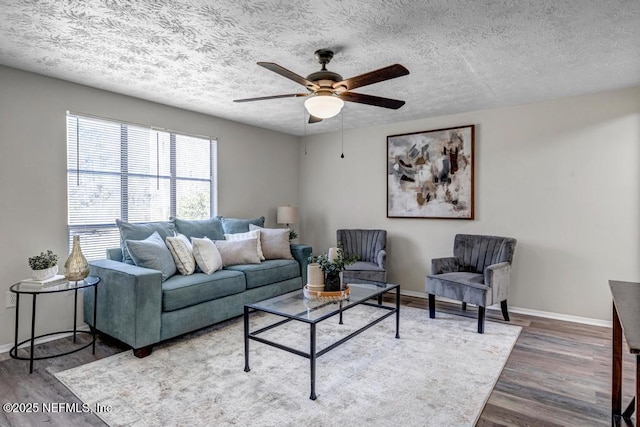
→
(10, 276, 100, 373)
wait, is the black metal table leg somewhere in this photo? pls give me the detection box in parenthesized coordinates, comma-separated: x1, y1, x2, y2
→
(310, 323, 317, 400)
(339, 300, 343, 325)
(244, 306, 250, 372)
(92, 282, 98, 354)
(29, 295, 37, 374)
(395, 288, 400, 339)
(73, 286, 78, 343)
(13, 293, 19, 359)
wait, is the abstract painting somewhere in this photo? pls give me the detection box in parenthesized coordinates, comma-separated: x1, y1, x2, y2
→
(387, 125, 474, 219)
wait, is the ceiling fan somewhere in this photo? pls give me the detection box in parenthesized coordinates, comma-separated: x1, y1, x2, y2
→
(234, 49, 410, 123)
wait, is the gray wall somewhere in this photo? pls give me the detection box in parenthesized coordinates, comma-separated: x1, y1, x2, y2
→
(2, 63, 638, 351)
(0, 65, 299, 348)
(298, 86, 640, 322)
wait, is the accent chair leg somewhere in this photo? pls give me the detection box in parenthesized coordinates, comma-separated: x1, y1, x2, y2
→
(477, 306, 485, 334)
(133, 345, 153, 358)
(428, 294, 436, 319)
(461, 302, 467, 311)
(500, 300, 510, 322)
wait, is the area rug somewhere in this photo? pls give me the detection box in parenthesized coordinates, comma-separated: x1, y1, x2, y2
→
(55, 305, 521, 427)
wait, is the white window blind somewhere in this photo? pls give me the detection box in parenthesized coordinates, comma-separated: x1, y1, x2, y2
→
(66, 113, 217, 260)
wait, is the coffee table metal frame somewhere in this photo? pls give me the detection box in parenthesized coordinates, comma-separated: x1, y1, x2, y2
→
(243, 282, 400, 400)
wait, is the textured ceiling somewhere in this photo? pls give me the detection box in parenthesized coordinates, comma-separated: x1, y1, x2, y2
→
(0, 0, 638, 136)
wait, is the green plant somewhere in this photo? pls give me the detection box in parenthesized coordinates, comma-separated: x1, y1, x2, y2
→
(28, 250, 58, 270)
(288, 229, 298, 241)
(308, 247, 357, 275)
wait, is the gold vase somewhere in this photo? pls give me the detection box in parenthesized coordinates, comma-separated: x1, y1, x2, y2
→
(65, 235, 90, 282)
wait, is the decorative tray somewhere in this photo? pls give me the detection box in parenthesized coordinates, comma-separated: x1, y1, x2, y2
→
(303, 284, 350, 302)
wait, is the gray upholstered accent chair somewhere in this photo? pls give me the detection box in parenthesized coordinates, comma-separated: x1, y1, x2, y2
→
(336, 229, 387, 283)
(425, 234, 517, 334)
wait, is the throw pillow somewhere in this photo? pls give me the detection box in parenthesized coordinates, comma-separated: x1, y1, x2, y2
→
(191, 237, 223, 274)
(224, 230, 265, 260)
(249, 224, 293, 260)
(220, 216, 265, 234)
(116, 219, 176, 265)
(166, 233, 196, 275)
(214, 238, 261, 267)
(125, 231, 177, 282)
(173, 217, 225, 241)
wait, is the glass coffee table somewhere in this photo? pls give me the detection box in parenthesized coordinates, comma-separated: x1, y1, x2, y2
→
(243, 281, 399, 400)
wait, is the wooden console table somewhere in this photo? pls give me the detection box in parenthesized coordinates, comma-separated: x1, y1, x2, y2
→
(610, 280, 640, 426)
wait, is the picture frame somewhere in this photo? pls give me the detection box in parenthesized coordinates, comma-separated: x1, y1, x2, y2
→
(387, 124, 474, 219)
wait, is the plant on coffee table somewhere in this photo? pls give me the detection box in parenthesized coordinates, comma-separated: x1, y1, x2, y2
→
(308, 247, 357, 292)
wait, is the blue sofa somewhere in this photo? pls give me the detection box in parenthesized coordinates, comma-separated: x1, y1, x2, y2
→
(83, 217, 312, 357)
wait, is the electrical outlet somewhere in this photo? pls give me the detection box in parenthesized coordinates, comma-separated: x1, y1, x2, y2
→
(5, 291, 16, 308)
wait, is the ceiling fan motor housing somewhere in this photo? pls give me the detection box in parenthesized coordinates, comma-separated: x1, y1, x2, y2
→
(234, 47, 408, 116)
(306, 49, 344, 90)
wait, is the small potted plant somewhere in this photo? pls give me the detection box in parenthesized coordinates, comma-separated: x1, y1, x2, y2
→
(28, 250, 59, 281)
(308, 247, 357, 292)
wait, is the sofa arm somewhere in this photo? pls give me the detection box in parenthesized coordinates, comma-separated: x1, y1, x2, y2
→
(290, 244, 312, 285)
(377, 249, 387, 269)
(484, 262, 511, 304)
(84, 259, 163, 350)
(431, 257, 459, 275)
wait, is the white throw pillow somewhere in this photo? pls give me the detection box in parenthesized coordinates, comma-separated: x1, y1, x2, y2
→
(166, 233, 196, 275)
(224, 229, 264, 260)
(249, 224, 293, 260)
(191, 237, 223, 274)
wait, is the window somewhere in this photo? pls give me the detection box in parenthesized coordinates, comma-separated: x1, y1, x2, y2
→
(66, 113, 217, 260)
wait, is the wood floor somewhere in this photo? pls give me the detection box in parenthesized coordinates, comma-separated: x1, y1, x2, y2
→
(0, 297, 633, 426)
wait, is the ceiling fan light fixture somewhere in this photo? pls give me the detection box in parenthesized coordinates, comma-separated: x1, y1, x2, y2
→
(304, 94, 344, 119)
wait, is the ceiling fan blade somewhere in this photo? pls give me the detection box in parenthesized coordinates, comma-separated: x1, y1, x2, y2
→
(257, 62, 319, 90)
(340, 92, 406, 109)
(234, 93, 309, 103)
(334, 64, 409, 91)
(308, 115, 323, 124)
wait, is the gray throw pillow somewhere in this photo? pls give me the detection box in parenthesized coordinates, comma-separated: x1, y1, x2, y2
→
(224, 230, 264, 260)
(220, 216, 265, 234)
(117, 219, 175, 264)
(249, 224, 293, 259)
(125, 231, 177, 281)
(214, 238, 261, 267)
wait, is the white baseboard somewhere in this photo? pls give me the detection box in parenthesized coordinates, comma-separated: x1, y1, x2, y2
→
(0, 324, 90, 355)
(400, 289, 612, 328)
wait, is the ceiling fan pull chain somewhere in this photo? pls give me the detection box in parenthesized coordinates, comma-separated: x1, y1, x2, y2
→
(340, 109, 344, 159)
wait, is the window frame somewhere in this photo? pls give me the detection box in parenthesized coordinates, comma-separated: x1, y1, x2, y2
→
(66, 112, 217, 259)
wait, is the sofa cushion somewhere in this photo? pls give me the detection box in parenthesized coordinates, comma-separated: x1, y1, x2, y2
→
(220, 216, 265, 234)
(214, 239, 261, 266)
(225, 259, 300, 289)
(173, 217, 225, 241)
(125, 231, 177, 282)
(117, 219, 175, 264)
(249, 225, 293, 260)
(166, 233, 196, 275)
(161, 270, 247, 312)
(191, 237, 223, 274)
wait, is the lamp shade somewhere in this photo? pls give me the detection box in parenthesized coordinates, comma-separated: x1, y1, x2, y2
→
(304, 94, 344, 119)
(277, 206, 298, 225)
